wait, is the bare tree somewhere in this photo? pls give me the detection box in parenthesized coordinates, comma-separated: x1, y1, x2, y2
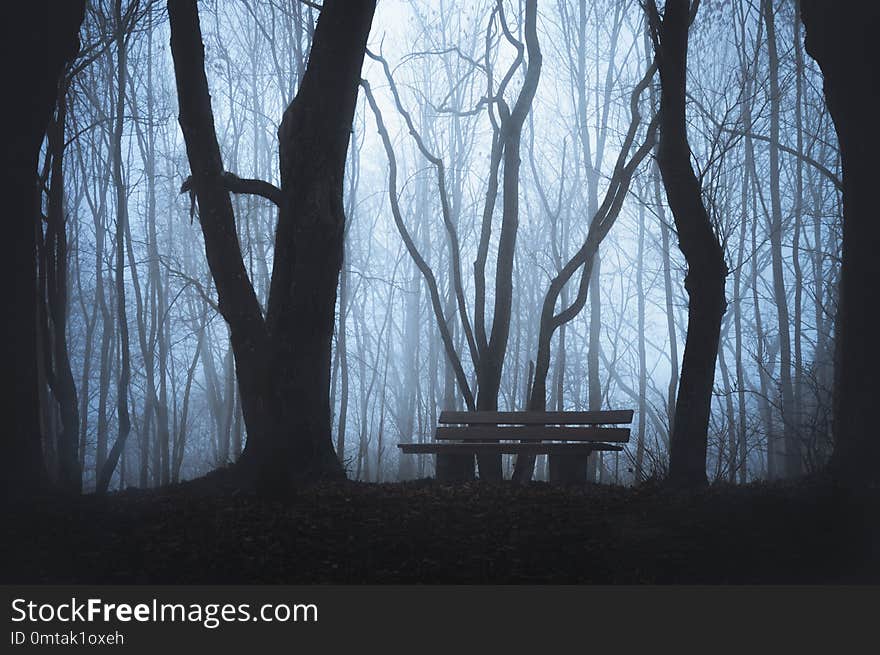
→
(646, 0, 727, 488)
(168, 0, 377, 488)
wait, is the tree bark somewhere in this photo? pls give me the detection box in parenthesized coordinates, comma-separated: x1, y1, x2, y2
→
(266, 0, 375, 482)
(801, 1, 880, 486)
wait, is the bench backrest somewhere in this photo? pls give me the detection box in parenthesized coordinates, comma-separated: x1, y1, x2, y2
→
(438, 410, 634, 426)
(435, 410, 633, 443)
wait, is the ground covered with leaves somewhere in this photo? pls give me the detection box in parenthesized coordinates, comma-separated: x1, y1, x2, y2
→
(2, 474, 878, 583)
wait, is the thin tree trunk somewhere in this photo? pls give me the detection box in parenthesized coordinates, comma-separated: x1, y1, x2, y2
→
(98, 0, 133, 494)
(762, 0, 798, 478)
(718, 327, 737, 483)
(647, 0, 727, 488)
(791, 7, 806, 461)
(635, 200, 647, 480)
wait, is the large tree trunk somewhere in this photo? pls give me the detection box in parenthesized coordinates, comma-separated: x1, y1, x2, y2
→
(648, 0, 727, 489)
(266, 0, 375, 482)
(801, 2, 880, 486)
(4, 1, 84, 497)
(169, 0, 375, 489)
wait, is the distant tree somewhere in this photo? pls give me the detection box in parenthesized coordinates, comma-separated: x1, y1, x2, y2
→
(168, 0, 377, 488)
(645, 0, 727, 488)
(761, 0, 798, 478)
(4, 1, 85, 496)
(800, 2, 880, 487)
(97, 0, 135, 495)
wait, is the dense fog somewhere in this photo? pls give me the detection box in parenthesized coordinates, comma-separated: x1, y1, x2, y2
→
(39, 0, 840, 491)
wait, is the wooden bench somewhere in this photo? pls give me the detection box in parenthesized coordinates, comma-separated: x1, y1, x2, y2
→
(398, 410, 633, 484)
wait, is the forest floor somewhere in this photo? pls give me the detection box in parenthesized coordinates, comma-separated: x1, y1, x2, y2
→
(2, 473, 878, 584)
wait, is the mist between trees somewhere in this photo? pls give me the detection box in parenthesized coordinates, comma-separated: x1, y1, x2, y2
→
(29, 0, 848, 492)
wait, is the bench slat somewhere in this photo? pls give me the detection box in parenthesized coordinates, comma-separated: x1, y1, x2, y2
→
(437, 410, 634, 425)
(398, 442, 624, 454)
(435, 426, 630, 442)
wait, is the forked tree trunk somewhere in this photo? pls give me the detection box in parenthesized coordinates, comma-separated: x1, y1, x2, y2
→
(168, 0, 376, 488)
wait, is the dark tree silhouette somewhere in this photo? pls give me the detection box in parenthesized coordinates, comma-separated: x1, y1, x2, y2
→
(39, 75, 81, 493)
(168, 0, 377, 488)
(646, 0, 727, 488)
(801, 2, 880, 487)
(4, 1, 84, 496)
(472, 0, 542, 480)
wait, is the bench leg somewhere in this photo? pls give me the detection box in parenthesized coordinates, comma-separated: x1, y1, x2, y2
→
(548, 453, 590, 485)
(435, 453, 475, 482)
